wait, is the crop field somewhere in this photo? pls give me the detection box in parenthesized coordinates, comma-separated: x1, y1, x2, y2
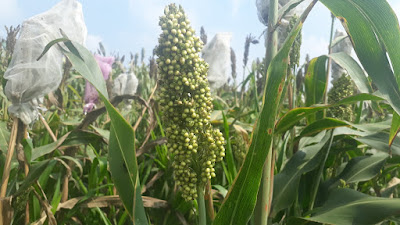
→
(1, 0, 400, 224)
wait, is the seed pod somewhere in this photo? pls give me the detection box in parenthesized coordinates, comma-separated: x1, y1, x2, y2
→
(156, 3, 225, 201)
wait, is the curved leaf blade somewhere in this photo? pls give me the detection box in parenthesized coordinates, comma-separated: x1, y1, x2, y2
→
(320, 0, 400, 116)
(304, 188, 400, 225)
(327, 153, 388, 189)
(328, 52, 372, 94)
(275, 93, 383, 133)
(60, 40, 147, 224)
(304, 56, 327, 123)
(213, 2, 318, 224)
(271, 132, 331, 216)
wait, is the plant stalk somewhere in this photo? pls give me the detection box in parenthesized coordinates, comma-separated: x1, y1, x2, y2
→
(323, 13, 336, 114)
(197, 186, 207, 225)
(0, 118, 18, 225)
(255, 0, 278, 224)
(264, 0, 278, 76)
(205, 180, 215, 221)
(0, 117, 19, 197)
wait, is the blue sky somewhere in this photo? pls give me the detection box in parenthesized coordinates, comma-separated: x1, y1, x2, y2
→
(1, 0, 400, 77)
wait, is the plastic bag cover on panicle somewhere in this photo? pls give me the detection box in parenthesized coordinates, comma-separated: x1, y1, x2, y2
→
(331, 29, 353, 83)
(202, 33, 232, 90)
(4, 0, 87, 124)
(257, 0, 310, 46)
(112, 72, 139, 97)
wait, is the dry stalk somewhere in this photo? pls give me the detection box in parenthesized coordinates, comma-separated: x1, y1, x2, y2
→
(39, 114, 57, 142)
(0, 117, 19, 197)
(133, 83, 157, 132)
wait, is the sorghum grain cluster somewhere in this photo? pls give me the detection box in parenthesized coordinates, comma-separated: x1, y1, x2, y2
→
(156, 4, 225, 201)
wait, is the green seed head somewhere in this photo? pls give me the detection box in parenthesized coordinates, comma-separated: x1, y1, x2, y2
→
(156, 3, 225, 201)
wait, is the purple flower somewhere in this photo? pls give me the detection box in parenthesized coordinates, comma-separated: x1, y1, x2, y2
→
(95, 55, 115, 80)
(83, 54, 114, 114)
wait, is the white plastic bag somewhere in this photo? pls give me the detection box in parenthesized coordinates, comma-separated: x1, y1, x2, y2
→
(256, 0, 308, 25)
(331, 30, 353, 82)
(256, 0, 310, 46)
(112, 72, 139, 97)
(112, 72, 139, 111)
(4, 0, 87, 124)
(202, 33, 232, 90)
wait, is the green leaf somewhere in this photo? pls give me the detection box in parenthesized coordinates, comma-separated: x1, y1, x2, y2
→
(356, 132, 400, 156)
(214, 4, 317, 223)
(304, 56, 327, 123)
(271, 132, 331, 216)
(320, 0, 400, 116)
(351, 119, 391, 133)
(51, 176, 62, 214)
(22, 138, 33, 165)
(60, 39, 147, 224)
(31, 132, 71, 161)
(327, 152, 388, 189)
(13, 160, 51, 196)
(304, 188, 400, 225)
(389, 112, 400, 147)
(298, 118, 349, 138)
(328, 52, 372, 94)
(0, 121, 10, 153)
(275, 93, 383, 133)
(222, 111, 237, 184)
(349, 1, 400, 88)
(62, 130, 104, 147)
(60, 40, 108, 99)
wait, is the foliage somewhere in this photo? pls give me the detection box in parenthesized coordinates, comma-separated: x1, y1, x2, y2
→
(1, 1, 400, 225)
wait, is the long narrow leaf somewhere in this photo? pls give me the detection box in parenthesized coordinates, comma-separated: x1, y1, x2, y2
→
(214, 1, 318, 224)
(60, 40, 147, 224)
(271, 131, 331, 216)
(304, 188, 400, 225)
(275, 93, 383, 133)
(320, 0, 400, 116)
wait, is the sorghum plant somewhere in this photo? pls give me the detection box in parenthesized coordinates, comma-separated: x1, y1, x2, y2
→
(156, 3, 225, 201)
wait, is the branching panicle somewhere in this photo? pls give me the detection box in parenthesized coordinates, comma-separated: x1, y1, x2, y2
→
(156, 4, 225, 201)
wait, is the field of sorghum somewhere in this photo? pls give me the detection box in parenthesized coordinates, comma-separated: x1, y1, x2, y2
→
(1, 0, 400, 224)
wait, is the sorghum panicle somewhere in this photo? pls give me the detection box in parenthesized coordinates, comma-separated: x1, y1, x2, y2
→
(156, 4, 225, 201)
(328, 73, 355, 121)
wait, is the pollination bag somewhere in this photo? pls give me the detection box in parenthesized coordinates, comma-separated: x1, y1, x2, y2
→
(256, 0, 310, 46)
(202, 33, 232, 90)
(4, 0, 87, 124)
(331, 29, 353, 83)
(112, 72, 139, 111)
(112, 72, 139, 97)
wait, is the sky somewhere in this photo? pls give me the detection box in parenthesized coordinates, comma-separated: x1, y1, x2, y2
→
(1, 0, 400, 80)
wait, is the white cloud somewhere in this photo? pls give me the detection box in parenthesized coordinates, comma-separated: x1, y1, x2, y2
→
(300, 35, 329, 62)
(86, 34, 103, 52)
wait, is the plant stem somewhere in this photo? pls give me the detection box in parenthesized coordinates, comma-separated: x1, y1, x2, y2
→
(0, 117, 18, 197)
(0, 118, 18, 225)
(197, 186, 206, 225)
(205, 180, 215, 221)
(255, 0, 278, 224)
(323, 13, 336, 115)
(255, 146, 275, 225)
